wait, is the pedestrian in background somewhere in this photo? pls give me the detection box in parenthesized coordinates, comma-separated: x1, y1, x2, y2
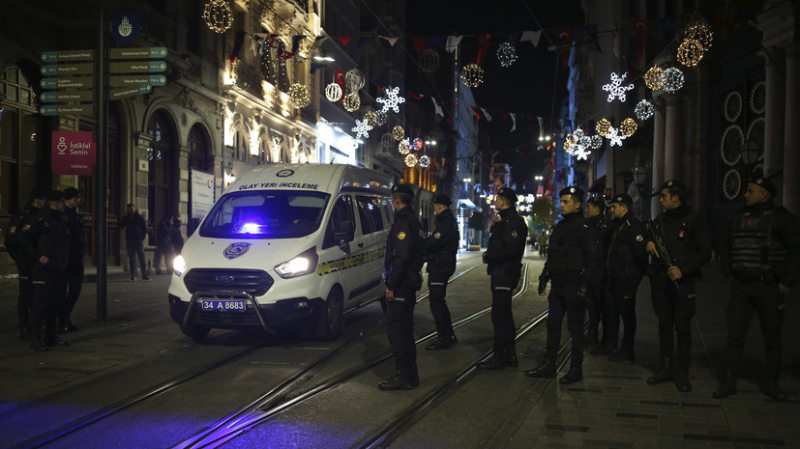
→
(424, 194, 459, 351)
(4, 189, 47, 341)
(20, 191, 71, 351)
(60, 187, 85, 334)
(644, 180, 710, 392)
(593, 193, 647, 362)
(585, 196, 610, 346)
(120, 203, 150, 281)
(379, 184, 424, 391)
(714, 176, 800, 401)
(476, 187, 527, 370)
(527, 187, 596, 384)
(154, 216, 174, 275)
(171, 215, 185, 255)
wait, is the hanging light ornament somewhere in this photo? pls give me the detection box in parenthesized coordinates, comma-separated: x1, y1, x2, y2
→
(398, 138, 411, 155)
(419, 155, 431, 168)
(620, 118, 638, 137)
(345, 68, 365, 92)
(635, 99, 655, 120)
(460, 63, 484, 88)
(602, 72, 635, 102)
(644, 66, 664, 90)
(376, 86, 406, 114)
(497, 42, 518, 68)
(413, 138, 424, 151)
(392, 125, 405, 141)
(405, 153, 418, 167)
(325, 83, 342, 102)
(419, 49, 440, 73)
(590, 135, 603, 149)
(662, 67, 685, 93)
(573, 128, 585, 140)
(363, 111, 381, 127)
(373, 111, 387, 126)
(288, 83, 310, 108)
(351, 119, 373, 139)
(685, 23, 713, 50)
(677, 38, 705, 67)
(596, 118, 612, 136)
(578, 136, 592, 149)
(343, 92, 360, 112)
(203, 0, 233, 34)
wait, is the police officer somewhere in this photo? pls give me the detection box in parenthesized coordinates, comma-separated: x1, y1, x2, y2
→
(594, 193, 647, 361)
(476, 187, 528, 370)
(714, 177, 800, 401)
(645, 180, 710, 392)
(424, 194, 460, 350)
(21, 190, 71, 351)
(120, 203, 150, 281)
(379, 184, 425, 390)
(60, 187, 85, 334)
(4, 189, 47, 340)
(526, 187, 596, 384)
(585, 196, 609, 346)
(155, 216, 174, 274)
(171, 215, 185, 255)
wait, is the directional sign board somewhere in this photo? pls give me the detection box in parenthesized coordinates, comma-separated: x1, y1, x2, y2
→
(109, 84, 152, 100)
(109, 74, 166, 88)
(40, 49, 94, 62)
(109, 47, 167, 60)
(40, 105, 94, 116)
(109, 61, 167, 74)
(41, 63, 94, 76)
(40, 77, 95, 90)
(41, 91, 94, 103)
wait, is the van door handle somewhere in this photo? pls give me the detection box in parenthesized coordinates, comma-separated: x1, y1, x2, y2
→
(358, 242, 364, 248)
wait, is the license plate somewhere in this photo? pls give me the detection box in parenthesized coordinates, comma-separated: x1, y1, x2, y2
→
(201, 300, 247, 312)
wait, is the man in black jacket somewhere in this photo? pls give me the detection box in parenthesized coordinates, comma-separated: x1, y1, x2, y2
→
(379, 184, 425, 390)
(714, 176, 800, 401)
(596, 193, 648, 362)
(476, 187, 528, 370)
(59, 187, 85, 334)
(585, 196, 609, 346)
(171, 215, 185, 254)
(645, 180, 710, 392)
(526, 187, 596, 384)
(424, 194, 460, 350)
(119, 203, 150, 281)
(4, 189, 46, 340)
(154, 216, 174, 274)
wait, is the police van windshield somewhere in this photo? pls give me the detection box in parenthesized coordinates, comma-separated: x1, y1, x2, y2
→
(199, 190, 329, 239)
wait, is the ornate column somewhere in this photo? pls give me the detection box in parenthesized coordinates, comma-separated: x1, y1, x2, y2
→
(784, 41, 800, 214)
(762, 48, 786, 176)
(651, 97, 666, 217)
(664, 94, 681, 180)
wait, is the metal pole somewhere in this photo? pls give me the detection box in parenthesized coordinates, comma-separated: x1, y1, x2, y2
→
(96, 8, 108, 320)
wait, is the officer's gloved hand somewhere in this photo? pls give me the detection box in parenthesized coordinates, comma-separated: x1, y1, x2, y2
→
(576, 285, 587, 299)
(537, 275, 548, 295)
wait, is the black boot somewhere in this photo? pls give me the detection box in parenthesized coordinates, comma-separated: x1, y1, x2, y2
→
(425, 332, 457, 350)
(477, 352, 515, 370)
(29, 329, 48, 352)
(525, 359, 557, 378)
(608, 346, 635, 362)
(674, 365, 692, 392)
(764, 378, 787, 402)
(646, 357, 673, 385)
(559, 366, 583, 384)
(45, 336, 72, 347)
(712, 368, 737, 399)
(378, 374, 415, 391)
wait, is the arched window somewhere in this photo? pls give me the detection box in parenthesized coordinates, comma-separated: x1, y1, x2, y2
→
(147, 110, 177, 226)
(188, 124, 212, 172)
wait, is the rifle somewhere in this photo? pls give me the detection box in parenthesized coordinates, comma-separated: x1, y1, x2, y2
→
(646, 220, 681, 291)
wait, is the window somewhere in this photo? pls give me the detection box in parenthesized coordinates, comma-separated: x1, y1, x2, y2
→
(355, 195, 385, 234)
(323, 195, 355, 249)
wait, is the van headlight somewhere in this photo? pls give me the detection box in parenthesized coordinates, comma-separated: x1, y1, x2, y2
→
(274, 247, 318, 279)
(173, 255, 187, 277)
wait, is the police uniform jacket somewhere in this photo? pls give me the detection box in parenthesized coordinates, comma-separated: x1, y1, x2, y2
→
(646, 204, 711, 281)
(383, 206, 424, 291)
(485, 208, 528, 278)
(120, 212, 147, 242)
(720, 201, 800, 287)
(4, 203, 40, 263)
(607, 211, 648, 280)
(424, 208, 459, 278)
(587, 214, 610, 279)
(544, 211, 596, 288)
(65, 206, 85, 268)
(20, 208, 70, 272)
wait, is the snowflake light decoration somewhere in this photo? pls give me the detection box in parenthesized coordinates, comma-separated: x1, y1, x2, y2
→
(376, 86, 405, 113)
(635, 99, 655, 120)
(574, 146, 591, 160)
(352, 119, 373, 139)
(590, 135, 603, 149)
(602, 72, 635, 103)
(497, 42, 517, 68)
(606, 126, 626, 147)
(662, 67, 685, 93)
(419, 155, 431, 168)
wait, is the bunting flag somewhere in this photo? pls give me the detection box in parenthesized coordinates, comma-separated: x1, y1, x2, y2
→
(431, 97, 444, 117)
(251, 33, 268, 57)
(335, 69, 345, 103)
(528, 115, 535, 132)
(410, 93, 424, 100)
(632, 20, 648, 60)
(332, 36, 351, 47)
(470, 106, 482, 121)
(556, 28, 573, 67)
(379, 35, 399, 47)
(476, 34, 493, 66)
(291, 35, 304, 54)
(537, 117, 544, 138)
(510, 113, 517, 132)
(520, 30, 542, 48)
(445, 35, 463, 53)
(230, 30, 246, 63)
(585, 25, 601, 53)
(499, 111, 508, 121)
(356, 37, 373, 50)
(480, 107, 493, 121)
(411, 37, 427, 54)
(426, 36, 445, 48)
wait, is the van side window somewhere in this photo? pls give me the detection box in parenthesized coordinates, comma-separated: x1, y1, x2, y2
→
(323, 195, 356, 249)
(355, 195, 385, 234)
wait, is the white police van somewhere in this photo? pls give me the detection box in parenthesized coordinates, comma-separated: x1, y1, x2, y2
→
(168, 163, 394, 341)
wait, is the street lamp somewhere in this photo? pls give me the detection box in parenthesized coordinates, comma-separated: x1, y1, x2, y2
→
(632, 165, 647, 190)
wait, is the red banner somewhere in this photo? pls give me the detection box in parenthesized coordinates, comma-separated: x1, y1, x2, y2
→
(335, 68, 345, 103)
(52, 131, 95, 176)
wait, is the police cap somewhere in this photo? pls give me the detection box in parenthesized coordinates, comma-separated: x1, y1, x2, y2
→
(29, 189, 47, 200)
(609, 193, 633, 206)
(433, 194, 452, 206)
(559, 186, 584, 199)
(751, 177, 777, 197)
(586, 196, 606, 211)
(391, 183, 415, 197)
(497, 187, 517, 203)
(63, 187, 80, 200)
(661, 179, 687, 192)
(47, 190, 65, 201)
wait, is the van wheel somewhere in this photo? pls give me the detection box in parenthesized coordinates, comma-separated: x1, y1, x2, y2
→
(316, 289, 343, 341)
(181, 323, 211, 342)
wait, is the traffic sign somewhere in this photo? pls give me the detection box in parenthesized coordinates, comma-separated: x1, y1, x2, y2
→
(41, 63, 94, 76)
(40, 105, 94, 116)
(109, 61, 167, 74)
(109, 74, 166, 87)
(41, 49, 95, 62)
(109, 47, 168, 59)
(41, 91, 94, 103)
(110, 84, 152, 100)
(40, 77, 95, 90)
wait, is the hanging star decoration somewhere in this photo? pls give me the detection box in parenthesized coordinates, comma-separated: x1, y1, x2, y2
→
(602, 72, 635, 102)
(352, 119, 373, 139)
(606, 126, 626, 147)
(376, 86, 405, 113)
(635, 99, 655, 120)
